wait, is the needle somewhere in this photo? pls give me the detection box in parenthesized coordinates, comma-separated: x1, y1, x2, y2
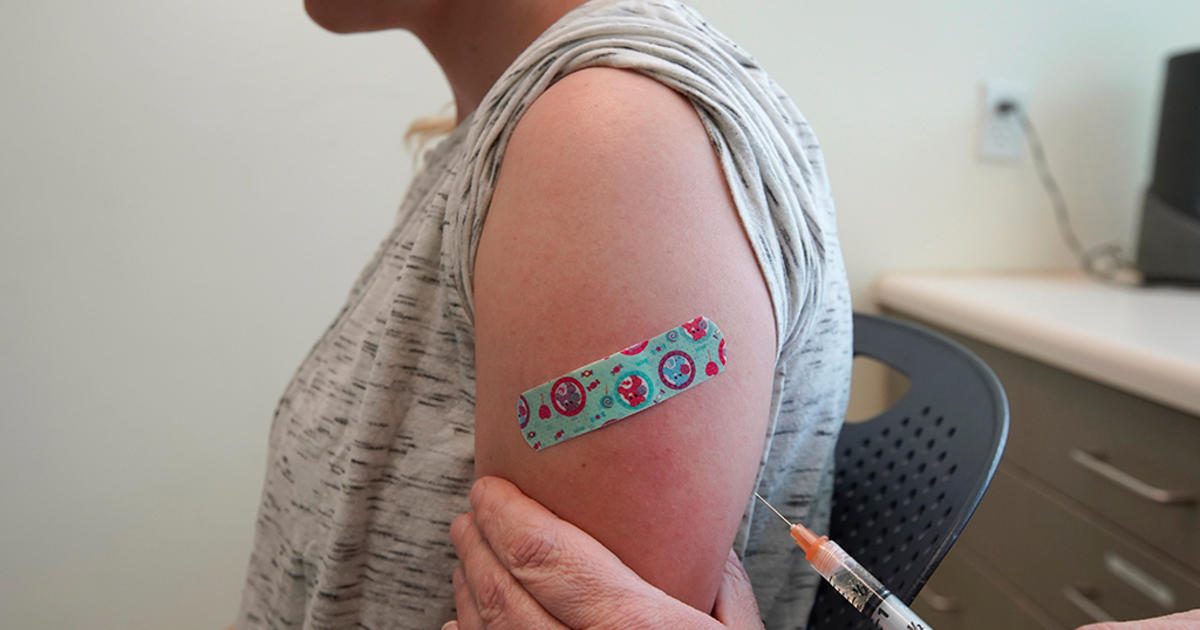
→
(754, 491, 825, 555)
(754, 491, 794, 526)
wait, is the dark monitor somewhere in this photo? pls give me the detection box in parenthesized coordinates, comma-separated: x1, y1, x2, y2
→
(1136, 48, 1200, 285)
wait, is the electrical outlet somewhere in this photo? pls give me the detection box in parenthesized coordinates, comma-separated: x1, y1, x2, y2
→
(979, 80, 1029, 161)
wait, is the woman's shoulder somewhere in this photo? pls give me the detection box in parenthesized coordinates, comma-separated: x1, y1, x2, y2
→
(511, 66, 706, 159)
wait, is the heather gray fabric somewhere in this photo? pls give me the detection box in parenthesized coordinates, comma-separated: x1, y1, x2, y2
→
(235, 1, 851, 628)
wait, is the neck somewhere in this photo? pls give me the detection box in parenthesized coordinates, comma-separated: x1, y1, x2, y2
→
(412, 0, 589, 126)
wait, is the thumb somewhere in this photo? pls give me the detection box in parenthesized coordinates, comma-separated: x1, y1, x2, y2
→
(712, 548, 764, 629)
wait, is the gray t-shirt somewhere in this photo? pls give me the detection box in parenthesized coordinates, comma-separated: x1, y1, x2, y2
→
(235, 1, 852, 628)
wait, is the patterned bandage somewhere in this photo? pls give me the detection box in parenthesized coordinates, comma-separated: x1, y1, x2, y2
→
(517, 315, 727, 451)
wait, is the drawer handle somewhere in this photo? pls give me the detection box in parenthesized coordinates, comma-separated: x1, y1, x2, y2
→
(1063, 585, 1115, 623)
(918, 587, 962, 613)
(1069, 449, 1197, 505)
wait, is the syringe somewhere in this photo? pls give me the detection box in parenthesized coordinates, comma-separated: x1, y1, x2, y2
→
(754, 492, 934, 630)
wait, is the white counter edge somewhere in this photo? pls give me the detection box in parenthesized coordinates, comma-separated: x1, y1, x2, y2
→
(875, 274, 1200, 418)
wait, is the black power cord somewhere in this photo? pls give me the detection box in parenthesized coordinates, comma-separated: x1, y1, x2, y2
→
(996, 100, 1143, 285)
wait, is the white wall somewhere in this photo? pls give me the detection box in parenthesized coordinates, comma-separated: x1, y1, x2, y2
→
(689, 0, 1200, 297)
(2, 1, 1197, 628)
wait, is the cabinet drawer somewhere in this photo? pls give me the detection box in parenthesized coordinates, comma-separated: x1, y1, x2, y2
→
(913, 546, 1063, 630)
(891, 314, 1200, 573)
(961, 467, 1200, 628)
(1012, 351, 1200, 573)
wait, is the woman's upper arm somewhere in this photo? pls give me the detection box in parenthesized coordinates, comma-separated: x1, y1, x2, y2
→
(472, 67, 778, 613)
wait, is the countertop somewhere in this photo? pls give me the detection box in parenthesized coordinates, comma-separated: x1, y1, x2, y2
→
(875, 270, 1200, 417)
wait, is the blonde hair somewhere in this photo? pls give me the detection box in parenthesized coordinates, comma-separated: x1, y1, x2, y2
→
(404, 101, 458, 171)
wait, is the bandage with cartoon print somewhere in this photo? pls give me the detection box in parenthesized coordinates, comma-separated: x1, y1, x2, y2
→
(517, 315, 727, 451)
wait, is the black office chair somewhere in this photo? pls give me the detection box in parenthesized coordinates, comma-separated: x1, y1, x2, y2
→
(807, 313, 1010, 629)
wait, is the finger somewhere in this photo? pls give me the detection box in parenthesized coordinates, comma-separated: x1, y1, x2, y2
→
(468, 476, 684, 628)
(441, 622, 459, 630)
(712, 549, 763, 629)
(451, 513, 566, 630)
(1077, 608, 1200, 630)
(452, 565, 484, 630)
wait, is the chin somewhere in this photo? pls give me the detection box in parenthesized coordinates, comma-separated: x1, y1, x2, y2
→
(304, 0, 358, 33)
(304, 0, 399, 34)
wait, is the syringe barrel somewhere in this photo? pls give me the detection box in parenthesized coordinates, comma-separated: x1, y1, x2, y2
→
(873, 592, 934, 630)
(810, 541, 889, 610)
(810, 541, 934, 630)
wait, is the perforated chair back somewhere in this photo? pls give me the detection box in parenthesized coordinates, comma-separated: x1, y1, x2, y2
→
(807, 313, 1009, 629)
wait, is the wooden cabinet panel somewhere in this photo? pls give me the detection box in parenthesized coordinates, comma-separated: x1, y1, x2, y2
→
(942, 326, 1200, 574)
(882, 311, 1200, 575)
(880, 309, 1200, 627)
(961, 467, 1200, 628)
(879, 287, 1200, 628)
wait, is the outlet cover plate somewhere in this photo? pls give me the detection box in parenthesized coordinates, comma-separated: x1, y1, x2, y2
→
(979, 80, 1029, 161)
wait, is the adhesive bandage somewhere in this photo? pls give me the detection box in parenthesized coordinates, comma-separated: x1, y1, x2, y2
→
(517, 315, 727, 451)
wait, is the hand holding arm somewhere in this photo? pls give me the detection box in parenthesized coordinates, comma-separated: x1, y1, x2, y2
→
(447, 476, 764, 630)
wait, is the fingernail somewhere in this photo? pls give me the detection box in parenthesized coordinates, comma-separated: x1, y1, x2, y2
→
(441, 621, 458, 630)
(453, 565, 465, 587)
(449, 513, 467, 544)
(469, 477, 487, 509)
